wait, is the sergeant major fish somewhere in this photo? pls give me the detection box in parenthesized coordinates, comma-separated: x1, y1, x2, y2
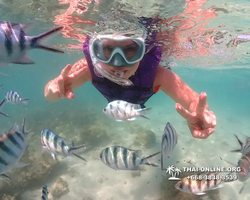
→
(41, 129, 87, 162)
(100, 146, 161, 170)
(103, 100, 151, 122)
(161, 122, 178, 170)
(175, 172, 236, 195)
(0, 21, 64, 67)
(41, 185, 48, 200)
(5, 91, 29, 105)
(221, 134, 250, 182)
(0, 118, 29, 180)
(232, 134, 250, 182)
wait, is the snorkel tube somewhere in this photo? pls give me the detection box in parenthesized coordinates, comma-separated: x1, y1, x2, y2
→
(93, 61, 134, 87)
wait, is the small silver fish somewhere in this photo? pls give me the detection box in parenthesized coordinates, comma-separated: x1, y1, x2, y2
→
(41, 129, 87, 162)
(0, 21, 64, 67)
(0, 98, 8, 117)
(175, 172, 234, 195)
(161, 122, 178, 170)
(41, 185, 48, 200)
(103, 100, 151, 122)
(5, 91, 29, 105)
(100, 146, 160, 170)
(0, 118, 29, 179)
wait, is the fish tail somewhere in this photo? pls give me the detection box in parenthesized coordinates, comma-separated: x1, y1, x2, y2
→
(137, 107, 152, 119)
(233, 134, 244, 152)
(0, 71, 9, 76)
(141, 151, 161, 168)
(0, 174, 11, 181)
(30, 26, 64, 53)
(68, 144, 87, 162)
(70, 152, 87, 162)
(41, 185, 48, 200)
(0, 99, 9, 118)
(220, 157, 237, 167)
(161, 151, 166, 170)
(22, 118, 30, 136)
(21, 98, 29, 105)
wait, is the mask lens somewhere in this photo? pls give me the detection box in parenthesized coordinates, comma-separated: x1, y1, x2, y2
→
(92, 38, 145, 65)
(121, 41, 138, 60)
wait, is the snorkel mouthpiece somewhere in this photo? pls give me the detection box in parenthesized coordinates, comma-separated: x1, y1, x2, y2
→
(94, 62, 133, 87)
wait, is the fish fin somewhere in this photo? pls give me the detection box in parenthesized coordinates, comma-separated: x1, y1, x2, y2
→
(230, 149, 242, 153)
(22, 118, 30, 136)
(127, 117, 136, 121)
(68, 144, 87, 160)
(161, 151, 166, 170)
(0, 99, 8, 117)
(69, 144, 87, 156)
(21, 99, 29, 105)
(136, 107, 152, 119)
(0, 174, 11, 181)
(0, 70, 9, 76)
(234, 134, 244, 151)
(29, 26, 64, 53)
(194, 192, 206, 195)
(130, 166, 142, 171)
(6, 123, 19, 134)
(239, 183, 246, 194)
(115, 119, 124, 122)
(138, 115, 150, 120)
(51, 153, 56, 160)
(220, 157, 237, 167)
(212, 184, 224, 190)
(12, 53, 35, 64)
(133, 104, 141, 109)
(0, 110, 9, 118)
(35, 146, 46, 157)
(71, 140, 75, 147)
(133, 150, 143, 157)
(15, 162, 29, 168)
(142, 151, 161, 160)
(141, 151, 161, 168)
(19, 21, 36, 33)
(70, 152, 87, 162)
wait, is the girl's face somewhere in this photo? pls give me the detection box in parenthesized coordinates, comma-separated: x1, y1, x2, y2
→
(101, 61, 140, 79)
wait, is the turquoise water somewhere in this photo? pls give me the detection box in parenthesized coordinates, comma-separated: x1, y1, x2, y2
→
(0, 0, 250, 199)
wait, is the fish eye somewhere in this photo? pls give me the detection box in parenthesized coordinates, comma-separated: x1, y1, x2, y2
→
(103, 108, 106, 112)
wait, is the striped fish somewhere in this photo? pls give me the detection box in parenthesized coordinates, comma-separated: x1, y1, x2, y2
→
(231, 134, 250, 182)
(175, 172, 235, 195)
(0, 118, 29, 179)
(0, 21, 64, 67)
(161, 122, 178, 170)
(41, 129, 87, 162)
(100, 146, 161, 170)
(103, 100, 151, 122)
(41, 185, 48, 200)
(0, 98, 8, 117)
(5, 91, 29, 105)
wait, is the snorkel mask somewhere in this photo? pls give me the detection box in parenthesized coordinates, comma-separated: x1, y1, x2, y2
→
(89, 34, 146, 87)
